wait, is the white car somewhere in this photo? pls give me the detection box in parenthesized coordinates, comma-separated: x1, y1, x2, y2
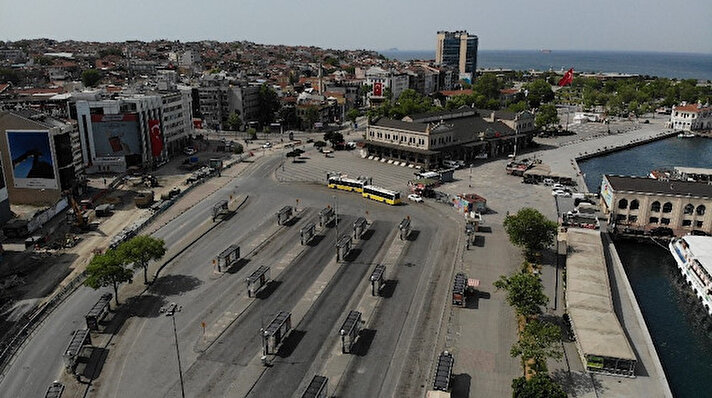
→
(552, 190, 572, 197)
(408, 194, 424, 203)
(183, 147, 196, 156)
(552, 183, 566, 190)
(262, 142, 272, 149)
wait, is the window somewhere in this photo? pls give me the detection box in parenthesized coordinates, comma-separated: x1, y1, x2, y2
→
(662, 202, 673, 213)
(684, 204, 695, 215)
(649, 217, 659, 224)
(682, 220, 692, 227)
(616, 214, 626, 222)
(630, 200, 639, 210)
(628, 215, 638, 222)
(618, 199, 628, 209)
(651, 201, 661, 212)
(697, 205, 706, 216)
(697, 221, 704, 228)
(661, 218, 671, 225)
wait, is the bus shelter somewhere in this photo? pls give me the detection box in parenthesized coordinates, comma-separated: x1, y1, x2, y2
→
(399, 218, 411, 240)
(212, 200, 229, 221)
(214, 244, 240, 273)
(85, 293, 112, 330)
(353, 217, 367, 239)
(319, 207, 335, 227)
(433, 351, 454, 391)
(262, 311, 292, 355)
(370, 264, 386, 296)
(246, 266, 270, 298)
(277, 206, 293, 225)
(301, 375, 328, 398)
(336, 235, 352, 262)
(300, 223, 316, 245)
(63, 329, 91, 373)
(339, 310, 362, 354)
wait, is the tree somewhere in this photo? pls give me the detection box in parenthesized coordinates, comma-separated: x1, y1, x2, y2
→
(473, 73, 504, 100)
(304, 106, 319, 130)
(346, 108, 360, 125)
(117, 235, 166, 285)
(508, 101, 528, 113)
(81, 69, 102, 87)
(325, 132, 344, 147)
(247, 127, 257, 140)
(510, 319, 563, 373)
(313, 140, 327, 149)
(524, 79, 554, 108)
(84, 251, 134, 306)
(494, 270, 549, 318)
(511, 373, 567, 398)
(534, 104, 559, 131)
(279, 105, 298, 129)
(503, 208, 558, 260)
(226, 112, 242, 131)
(257, 84, 281, 127)
(232, 142, 244, 154)
(286, 150, 298, 162)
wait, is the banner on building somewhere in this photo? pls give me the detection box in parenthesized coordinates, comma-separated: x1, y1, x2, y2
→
(149, 119, 163, 157)
(6, 130, 59, 189)
(373, 82, 383, 97)
(90, 114, 142, 158)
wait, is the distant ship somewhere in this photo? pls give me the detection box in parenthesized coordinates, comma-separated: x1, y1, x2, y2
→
(540, 49, 552, 54)
(678, 132, 696, 138)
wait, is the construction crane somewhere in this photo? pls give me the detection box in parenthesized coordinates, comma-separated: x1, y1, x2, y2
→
(65, 192, 89, 231)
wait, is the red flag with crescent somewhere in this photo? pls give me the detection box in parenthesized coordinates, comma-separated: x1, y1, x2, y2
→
(149, 119, 163, 157)
(558, 68, 574, 87)
(373, 82, 383, 96)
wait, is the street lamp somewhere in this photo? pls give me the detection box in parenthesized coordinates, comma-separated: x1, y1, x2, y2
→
(161, 303, 185, 398)
(333, 195, 339, 246)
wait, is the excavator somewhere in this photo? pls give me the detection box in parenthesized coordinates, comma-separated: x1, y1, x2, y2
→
(65, 192, 90, 231)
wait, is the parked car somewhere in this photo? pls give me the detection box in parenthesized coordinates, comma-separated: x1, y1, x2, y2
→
(183, 147, 196, 156)
(552, 189, 571, 197)
(262, 142, 272, 149)
(650, 227, 674, 237)
(407, 194, 424, 203)
(543, 178, 554, 186)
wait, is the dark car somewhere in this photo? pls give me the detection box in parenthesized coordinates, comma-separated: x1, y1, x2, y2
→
(650, 227, 674, 237)
(690, 230, 710, 236)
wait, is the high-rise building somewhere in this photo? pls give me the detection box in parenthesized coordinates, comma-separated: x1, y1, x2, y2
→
(435, 31, 478, 80)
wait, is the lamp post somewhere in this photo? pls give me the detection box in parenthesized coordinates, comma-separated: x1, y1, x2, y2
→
(161, 303, 185, 398)
(333, 195, 339, 246)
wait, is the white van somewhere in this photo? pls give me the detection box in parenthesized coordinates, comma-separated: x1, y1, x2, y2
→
(443, 160, 459, 169)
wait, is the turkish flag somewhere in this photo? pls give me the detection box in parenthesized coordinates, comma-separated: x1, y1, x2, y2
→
(373, 82, 383, 97)
(558, 68, 574, 87)
(149, 119, 163, 157)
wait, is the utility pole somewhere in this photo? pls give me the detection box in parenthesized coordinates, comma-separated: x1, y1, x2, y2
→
(161, 303, 185, 398)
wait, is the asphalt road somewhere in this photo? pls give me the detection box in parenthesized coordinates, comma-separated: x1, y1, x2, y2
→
(246, 220, 393, 398)
(336, 225, 435, 398)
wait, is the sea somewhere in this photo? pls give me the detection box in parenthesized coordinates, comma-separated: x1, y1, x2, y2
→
(379, 49, 712, 81)
(578, 137, 712, 398)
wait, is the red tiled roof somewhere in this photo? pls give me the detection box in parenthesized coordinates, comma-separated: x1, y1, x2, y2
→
(500, 88, 519, 95)
(440, 89, 473, 97)
(14, 87, 64, 95)
(0, 84, 9, 94)
(675, 104, 712, 113)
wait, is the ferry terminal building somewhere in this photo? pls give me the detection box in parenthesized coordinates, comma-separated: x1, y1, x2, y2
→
(600, 175, 712, 236)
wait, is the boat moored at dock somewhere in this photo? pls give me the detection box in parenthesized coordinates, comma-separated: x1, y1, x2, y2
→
(669, 236, 712, 316)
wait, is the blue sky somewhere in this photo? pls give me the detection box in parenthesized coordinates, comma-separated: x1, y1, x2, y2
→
(1, 0, 710, 54)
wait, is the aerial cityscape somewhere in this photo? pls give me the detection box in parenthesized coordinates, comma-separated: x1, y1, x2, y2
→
(1, 2, 712, 398)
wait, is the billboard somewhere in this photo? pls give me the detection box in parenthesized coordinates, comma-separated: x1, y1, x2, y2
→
(90, 114, 142, 158)
(600, 177, 614, 210)
(373, 82, 383, 97)
(149, 119, 163, 157)
(6, 130, 58, 189)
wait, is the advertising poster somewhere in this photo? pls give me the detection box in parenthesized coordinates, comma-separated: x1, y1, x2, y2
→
(91, 113, 142, 158)
(6, 130, 58, 189)
(600, 178, 614, 210)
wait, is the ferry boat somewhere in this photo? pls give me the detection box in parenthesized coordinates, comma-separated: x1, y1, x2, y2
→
(669, 236, 712, 316)
(677, 132, 696, 138)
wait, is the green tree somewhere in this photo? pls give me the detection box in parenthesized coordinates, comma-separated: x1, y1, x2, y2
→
(494, 269, 549, 318)
(510, 319, 563, 373)
(257, 84, 281, 127)
(507, 101, 528, 113)
(84, 251, 134, 306)
(346, 108, 360, 125)
(278, 106, 298, 129)
(226, 111, 242, 131)
(388, 89, 436, 118)
(304, 106, 319, 130)
(473, 73, 504, 100)
(534, 104, 559, 131)
(511, 373, 567, 398)
(325, 132, 344, 147)
(524, 80, 554, 108)
(232, 142, 244, 154)
(247, 127, 257, 140)
(503, 208, 558, 260)
(81, 69, 102, 87)
(34, 56, 54, 66)
(117, 235, 166, 285)
(313, 140, 327, 149)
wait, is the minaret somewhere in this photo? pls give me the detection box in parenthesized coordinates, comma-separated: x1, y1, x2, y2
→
(318, 63, 324, 95)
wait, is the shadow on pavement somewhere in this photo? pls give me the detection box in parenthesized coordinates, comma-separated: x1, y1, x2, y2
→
(343, 248, 362, 262)
(255, 280, 282, 299)
(473, 235, 485, 247)
(226, 258, 251, 274)
(352, 329, 377, 357)
(478, 225, 493, 233)
(551, 369, 606, 397)
(277, 330, 306, 358)
(451, 373, 472, 398)
(81, 346, 109, 380)
(307, 234, 325, 247)
(283, 216, 301, 227)
(150, 274, 203, 297)
(360, 229, 375, 241)
(406, 230, 420, 241)
(380, 280, 398, 298)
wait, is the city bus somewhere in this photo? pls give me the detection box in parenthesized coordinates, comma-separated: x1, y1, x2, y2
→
(328, 176, 372, 193)
(362, 185, 402, 205)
